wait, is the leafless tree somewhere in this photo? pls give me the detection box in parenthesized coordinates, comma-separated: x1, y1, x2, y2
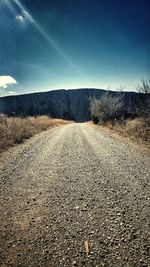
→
(90, 92, 124, 123)
(136, 79, 150, 94)
(136, 80, 150, 118)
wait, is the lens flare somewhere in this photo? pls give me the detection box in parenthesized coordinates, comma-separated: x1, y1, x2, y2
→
(3, 0, 16, 14)
(12, 0, 87, 79)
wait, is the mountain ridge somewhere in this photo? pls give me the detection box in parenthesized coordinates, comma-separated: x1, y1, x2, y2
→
(0, 88, 143, 122)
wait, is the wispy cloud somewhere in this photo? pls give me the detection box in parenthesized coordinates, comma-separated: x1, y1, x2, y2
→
(0, 76, 17, 89)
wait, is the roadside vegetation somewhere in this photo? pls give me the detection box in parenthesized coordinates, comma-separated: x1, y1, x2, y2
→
(0, 115, 70, 152)
(136, 79, 150, 118)
(90, 92, 125, 124)
(90, 80, 150, 146)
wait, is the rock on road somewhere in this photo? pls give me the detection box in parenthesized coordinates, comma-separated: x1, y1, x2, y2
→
(0, 123, 150, 267)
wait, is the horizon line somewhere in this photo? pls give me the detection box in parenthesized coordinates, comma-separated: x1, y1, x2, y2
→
(0, 87, 139, 98)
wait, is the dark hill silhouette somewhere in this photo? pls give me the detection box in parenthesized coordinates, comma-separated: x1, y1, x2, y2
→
(0, 88, 145, 122)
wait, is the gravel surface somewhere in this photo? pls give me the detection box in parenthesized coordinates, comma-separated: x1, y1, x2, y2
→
(0, 123, 150, 267)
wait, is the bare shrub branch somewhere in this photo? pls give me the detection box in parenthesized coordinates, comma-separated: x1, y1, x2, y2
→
(136, 79, 150, 94)
(90, 92, 124, 124)
(136, 80, 150, 118)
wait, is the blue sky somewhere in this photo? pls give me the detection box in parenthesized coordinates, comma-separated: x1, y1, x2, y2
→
(0, 0, 150, 96)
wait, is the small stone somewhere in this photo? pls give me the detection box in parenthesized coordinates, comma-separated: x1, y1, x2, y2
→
(132, 234, 137, 239)
(73, 260, 78, 266)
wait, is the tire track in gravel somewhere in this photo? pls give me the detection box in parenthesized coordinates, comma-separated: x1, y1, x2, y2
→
(0, 123, 150, 267)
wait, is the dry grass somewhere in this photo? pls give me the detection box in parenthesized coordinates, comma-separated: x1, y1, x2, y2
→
(103, 118, 150, 147)
(0, 115, 70, 152)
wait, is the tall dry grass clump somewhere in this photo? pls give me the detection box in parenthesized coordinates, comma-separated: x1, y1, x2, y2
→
(0, 115, 70, 152)
(104, 118, 150, 147)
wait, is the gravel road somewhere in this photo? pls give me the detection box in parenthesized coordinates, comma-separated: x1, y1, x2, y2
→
(0, 123, 150, 267)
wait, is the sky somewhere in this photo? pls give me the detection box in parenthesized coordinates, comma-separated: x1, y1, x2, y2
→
(0, 0, 150, 96)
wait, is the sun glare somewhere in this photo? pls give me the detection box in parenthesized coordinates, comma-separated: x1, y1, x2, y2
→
(9, 0, 86, 80)
(4, 0, 16, 14)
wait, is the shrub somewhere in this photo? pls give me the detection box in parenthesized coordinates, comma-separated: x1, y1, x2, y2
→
(136, 79, 150, 94)
(136, 80, 150, 118)
(89, 92, 124, 124)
